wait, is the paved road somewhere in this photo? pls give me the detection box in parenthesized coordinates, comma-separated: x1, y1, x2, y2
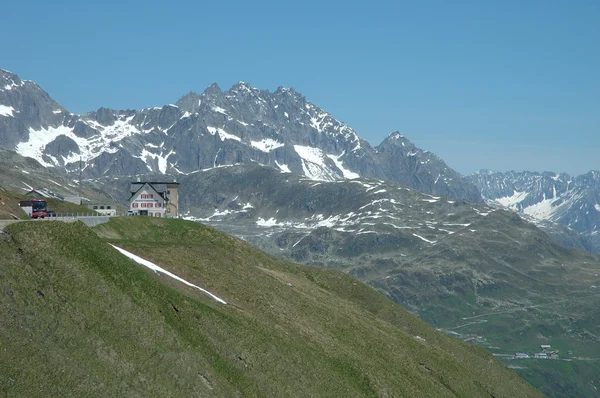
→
(0, 216, 111, 231)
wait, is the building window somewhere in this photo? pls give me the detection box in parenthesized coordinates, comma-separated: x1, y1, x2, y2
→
(100, 206, 105, 209)
(150, 194, 153, 198)
(93, 205, 98, 209)
(107, 206, 111, 209)
(167, 190, 170, 195)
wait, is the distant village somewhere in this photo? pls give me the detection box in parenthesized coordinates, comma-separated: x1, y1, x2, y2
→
(513, 345, 561, 360)
(19, 181, 179, 219)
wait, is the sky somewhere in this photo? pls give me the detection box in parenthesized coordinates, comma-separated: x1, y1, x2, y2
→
(1, 0, 598, 175)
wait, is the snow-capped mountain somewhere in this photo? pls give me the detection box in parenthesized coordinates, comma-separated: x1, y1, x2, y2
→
(468, 170, 600, 252)
(0, 68, 481, 202)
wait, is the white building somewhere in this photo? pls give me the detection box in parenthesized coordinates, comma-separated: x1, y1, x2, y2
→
(515, 353, 530, 359)
(87, 204, 117, 216)
(128, 182, 179, 218)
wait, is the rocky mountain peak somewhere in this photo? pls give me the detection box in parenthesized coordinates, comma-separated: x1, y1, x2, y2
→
(378, 131, 417, 149)
(474, 169, 497, 175)
(0, 67, 484, 203)
(229, 81, 254, 92)
(202, 82, 222, 96)
(175, 91, 202, 113)
(0, 69, 23, 87)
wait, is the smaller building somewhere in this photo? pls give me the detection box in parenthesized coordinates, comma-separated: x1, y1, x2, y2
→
(87, 204, 117, 216)
(515, 353, 530, 359)
(63, 196, 83, 205)
(24, 188, 51, 198)
(540, 345, 551, 351)
(533, 353, 548, 359)
(24, 188, 82, 205)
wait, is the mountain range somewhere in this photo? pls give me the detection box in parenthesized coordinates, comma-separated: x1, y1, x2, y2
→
(0, 68, 481, 203)
(468, 170, 600, 253)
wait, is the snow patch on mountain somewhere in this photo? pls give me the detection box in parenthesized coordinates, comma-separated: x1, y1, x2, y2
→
(111, 244, 226, 304)
(206, 126, 241, 142)
(211, 106, 228, 115)
(413, 233, 437, 244)
(0, 105, 16, 117)
(251, 138, 284, 152)
(326, 153, 359, 179)
(522, 197, 561, 219)
(138, 148, 176, 174)
(293, 145, 339, 181)
(275, 161, 291, 173)
(496, 191, 529, 209)
(15, 115, 144, 167)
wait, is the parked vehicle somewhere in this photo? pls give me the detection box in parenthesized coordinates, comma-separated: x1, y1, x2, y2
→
(127, 210, 138, 216)
(46, 210, 57, 217)
(19, 199, 47, 218)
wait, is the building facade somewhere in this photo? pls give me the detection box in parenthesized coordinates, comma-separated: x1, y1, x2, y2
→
(87, 204, 117, 216)
(128, 182, 179, 218)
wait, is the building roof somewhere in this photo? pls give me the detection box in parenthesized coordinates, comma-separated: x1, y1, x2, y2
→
(24, 189, 51, 198)
(130, 181, 179, 194)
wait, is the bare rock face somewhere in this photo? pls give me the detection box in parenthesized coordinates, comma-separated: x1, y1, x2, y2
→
(0, 69, 481, 202)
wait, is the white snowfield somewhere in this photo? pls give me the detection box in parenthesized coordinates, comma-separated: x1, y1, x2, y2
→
(250, 138, 284, 153)
(0, 104, 16, 117)
(294, 145, 359, 181)
(110, 244, 227, 305)
(206, 126, 241, 142)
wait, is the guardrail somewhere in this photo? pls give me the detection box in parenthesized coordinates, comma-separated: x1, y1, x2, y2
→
(45, 212, 118, 218)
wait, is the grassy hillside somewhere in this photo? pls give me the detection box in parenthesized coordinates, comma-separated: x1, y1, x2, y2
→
(0, 185, 96, 219)
(0, 218, 542, 397)
(0, 186, 28, 219)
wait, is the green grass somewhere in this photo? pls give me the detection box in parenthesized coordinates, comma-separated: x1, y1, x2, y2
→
(0, 187, 29, 219)
(0, 218, 543, 397)
(0, 186, 96, 219)
(45, 198, 97, 215)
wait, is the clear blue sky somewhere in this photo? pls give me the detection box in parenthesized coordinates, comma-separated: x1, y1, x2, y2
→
(2, 0, 598, 175)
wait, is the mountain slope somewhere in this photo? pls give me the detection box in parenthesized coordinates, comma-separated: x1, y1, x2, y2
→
(0, 218, 540, 397)
(0, 148, 120, 207)
(468, 170, 600, 252)
(151, 163, 600, 397)
(0, 68, 481, 202)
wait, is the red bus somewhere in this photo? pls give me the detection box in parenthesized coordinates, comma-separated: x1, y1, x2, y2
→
(19, 199, 48, 218)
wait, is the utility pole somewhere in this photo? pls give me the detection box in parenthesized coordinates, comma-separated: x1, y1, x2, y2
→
(196, 116, 201, 171)
(78, 156, 83, 204)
